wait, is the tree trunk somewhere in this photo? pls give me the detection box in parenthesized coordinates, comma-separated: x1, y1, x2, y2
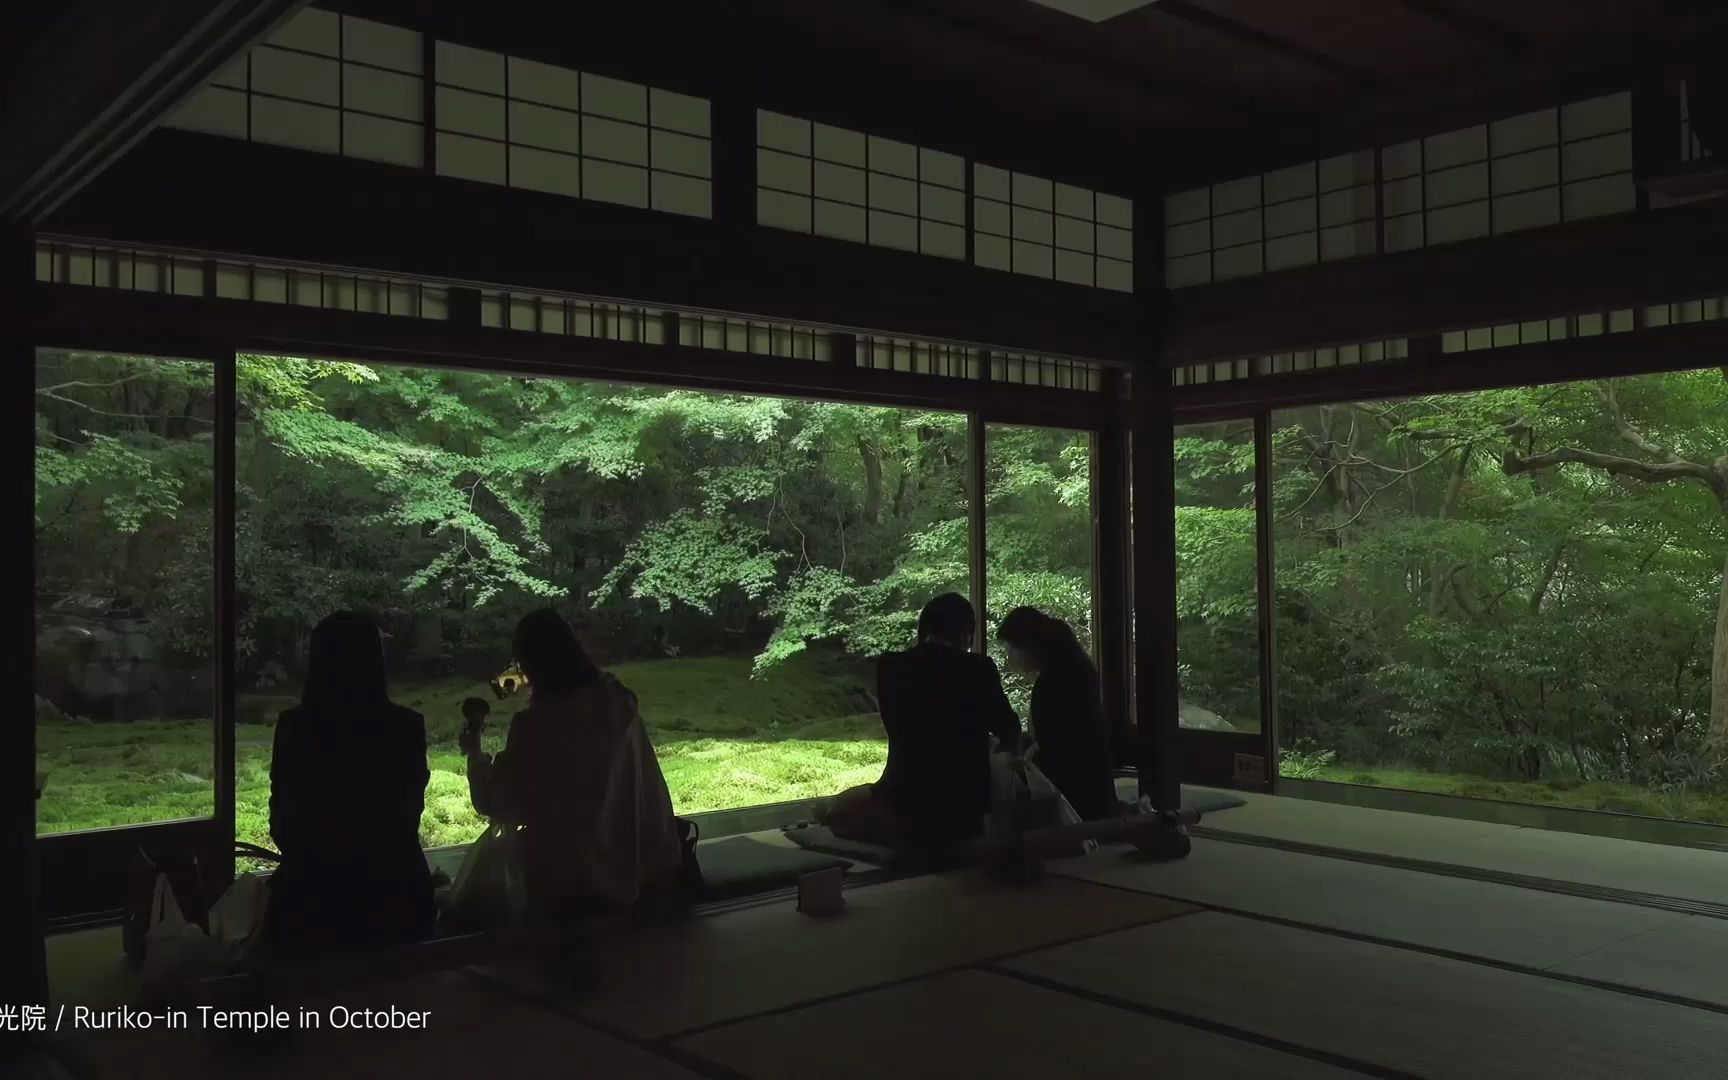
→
(1712, 545, 1728, 752)
(1530, 543, 1565, 615)
(1427, 445, 1473, 615)
(857, 437, 883, 525)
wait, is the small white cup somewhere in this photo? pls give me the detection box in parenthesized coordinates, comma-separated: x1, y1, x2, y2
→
(797, 866, 845, 917)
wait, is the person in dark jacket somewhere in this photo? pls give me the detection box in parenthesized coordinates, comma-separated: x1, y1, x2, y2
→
(263, 611, 435, 954)
(824, 593, 1020, 846)
(996, 607, 1119, 821)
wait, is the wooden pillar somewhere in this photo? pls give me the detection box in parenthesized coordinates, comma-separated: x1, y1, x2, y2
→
(967, 413, 988, 652)
(1092, 369, 1132, 766)
(1129, 167, 1179, 808)
(1130, 372, 1181, 809)
(1254, 410, 1280, 792)
(211, 350, 237, 889)
(3, 229, 48, 1012)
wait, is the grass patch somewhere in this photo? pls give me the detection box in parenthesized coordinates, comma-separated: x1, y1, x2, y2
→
(1310, 763, 1728, 827)
(39, 652, 886, 850)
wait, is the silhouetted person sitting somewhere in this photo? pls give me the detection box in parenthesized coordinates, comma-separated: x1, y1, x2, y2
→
(264, 611, 435, 955)
(824, 593, 1020, 847)
(459, 609, 684, 921)
(997, 607, 1119, 822)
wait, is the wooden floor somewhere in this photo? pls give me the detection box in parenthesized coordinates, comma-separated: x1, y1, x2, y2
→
(39, 797, 1728, 1079)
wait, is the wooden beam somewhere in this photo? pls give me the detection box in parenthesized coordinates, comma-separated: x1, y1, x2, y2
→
(0, 0, 307, 223)
(31, 283, 1112, 429)
(1164, 202, 1728, 366)
(1170, 320, 1728, 419)
(1394, 0, 1528, 56)
(48, 132, 1143, 365)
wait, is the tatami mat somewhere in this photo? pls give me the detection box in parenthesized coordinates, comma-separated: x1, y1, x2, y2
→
(1006, 911, 1728, 1080)
(1197, 791, 1508, 856)
(676, 968, 1365, 1080)
(1049, 837, 1687, 972)
(1431, 827, 1728, 905)
(46, 926, 136, 1012)
(1203, 792, 1728, 905)
(1552, 916, 1728, 1008)
(508, 871, 1193, 1040)
(55, 971, 699, 1080)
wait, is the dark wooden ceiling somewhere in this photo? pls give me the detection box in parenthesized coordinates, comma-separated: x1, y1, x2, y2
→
(862, 0, 1728, 183)
(6, 0, 1725, 221)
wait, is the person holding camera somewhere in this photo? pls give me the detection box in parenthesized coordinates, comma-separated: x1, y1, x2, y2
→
(458, 609, 685, 922)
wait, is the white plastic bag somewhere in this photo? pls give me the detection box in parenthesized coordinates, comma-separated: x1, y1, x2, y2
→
(139, 874, 226, 993)
(208, 872, 270, 958)
(1020, 760, 1086, 830)
(990, 756, 1094, 854)
(442, 823, 524, 933)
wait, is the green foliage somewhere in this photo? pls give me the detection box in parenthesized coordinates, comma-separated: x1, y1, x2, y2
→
(597, 512, 781, 614)
(1257, 370, 1728, 815)
(36, 351, 1089, 705)
(1279, 746, 1337, 780)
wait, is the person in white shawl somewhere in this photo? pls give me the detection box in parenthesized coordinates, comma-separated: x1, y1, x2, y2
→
(460, 609, 684, 919)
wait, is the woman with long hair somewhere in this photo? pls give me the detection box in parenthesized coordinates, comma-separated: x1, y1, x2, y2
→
(460, 608, 685, 920)
(265, 611, 435, 953)
(995, 607, 1119, 821)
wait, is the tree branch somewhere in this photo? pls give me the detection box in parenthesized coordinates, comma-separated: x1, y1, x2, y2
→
(37, 373, 158, 394)
(1595, 381, 1686, 464)
(1501, 445, 1717, 487)
(35, 389, 213, 425)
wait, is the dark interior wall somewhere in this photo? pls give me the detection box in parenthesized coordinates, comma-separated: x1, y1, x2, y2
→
(48, 132, 1148, 365)
(40, 0, 1165, 366)
(323, 0, 1158, 195)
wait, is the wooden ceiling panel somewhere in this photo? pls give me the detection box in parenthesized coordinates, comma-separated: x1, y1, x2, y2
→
(1435, 0, 1723, 53)
(1182, 0, 1500, 79)
(1438, 0, 1648, 37)
(1101, 6, 1360, 104)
